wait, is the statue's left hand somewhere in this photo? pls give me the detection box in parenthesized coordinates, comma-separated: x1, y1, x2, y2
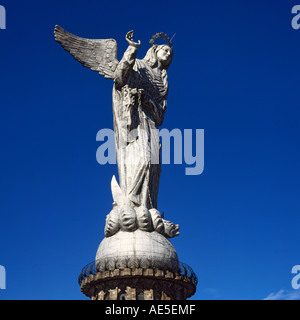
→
(126, 30, 141, 48)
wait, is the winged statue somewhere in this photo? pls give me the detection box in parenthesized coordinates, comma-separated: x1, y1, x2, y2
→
(54, 26, 180, 238)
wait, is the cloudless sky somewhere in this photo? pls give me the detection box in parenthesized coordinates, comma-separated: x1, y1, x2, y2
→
(0, 0, 299, 300)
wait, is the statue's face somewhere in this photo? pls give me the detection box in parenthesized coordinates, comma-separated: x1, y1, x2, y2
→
(156, 45, 172, 67)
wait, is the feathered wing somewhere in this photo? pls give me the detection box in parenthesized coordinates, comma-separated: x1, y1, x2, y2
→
(54, 25, 119, 79)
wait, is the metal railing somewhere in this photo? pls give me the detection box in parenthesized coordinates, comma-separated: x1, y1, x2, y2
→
(78, 256, 198, 286)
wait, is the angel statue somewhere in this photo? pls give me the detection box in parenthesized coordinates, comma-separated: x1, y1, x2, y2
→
(54, 26, 179, 239)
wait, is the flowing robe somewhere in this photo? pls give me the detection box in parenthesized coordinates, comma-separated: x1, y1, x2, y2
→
(112, 46, 168, 210)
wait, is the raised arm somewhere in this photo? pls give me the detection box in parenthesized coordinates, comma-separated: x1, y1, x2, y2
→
(114, 30, 140, 88)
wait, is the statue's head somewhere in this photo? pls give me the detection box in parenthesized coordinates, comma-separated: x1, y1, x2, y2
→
(156, 45, 173, 68)
(143, 44, 173, 70)
(144, 33, 173, 70)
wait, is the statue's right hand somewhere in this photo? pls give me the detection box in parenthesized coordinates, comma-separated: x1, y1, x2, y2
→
(125, 30, 141, 48)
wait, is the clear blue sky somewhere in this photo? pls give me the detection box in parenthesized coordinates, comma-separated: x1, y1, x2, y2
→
(0, 0, 299, 300)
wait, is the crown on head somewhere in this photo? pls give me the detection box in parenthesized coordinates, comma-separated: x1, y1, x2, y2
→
(149, 32, 173, 48)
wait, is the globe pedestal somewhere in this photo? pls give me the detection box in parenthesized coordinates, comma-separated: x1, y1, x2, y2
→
(79, 230, 197, 300)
